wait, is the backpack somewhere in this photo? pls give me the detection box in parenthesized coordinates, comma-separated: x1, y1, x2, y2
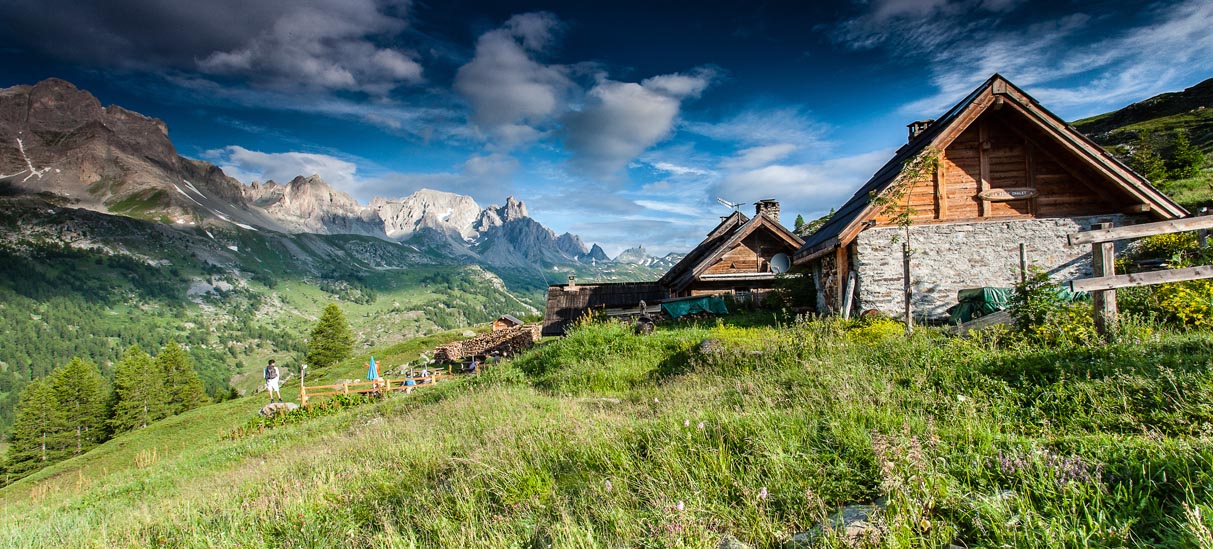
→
(265, 366, 277, 380)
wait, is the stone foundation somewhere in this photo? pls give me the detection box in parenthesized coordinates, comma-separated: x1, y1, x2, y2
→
(853, 215, 1136, 321)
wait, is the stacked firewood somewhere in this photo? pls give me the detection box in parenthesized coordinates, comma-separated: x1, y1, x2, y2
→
(433, 324, 541, 362)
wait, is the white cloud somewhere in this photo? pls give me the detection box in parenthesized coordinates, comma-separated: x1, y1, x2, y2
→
(167, 75, 466, 140)
(563, 69, 715, 176)
(686, 107, 828, 148)
(196, 0, 423, 95)
(712, 149, 893, 217)
(356, 153, 518, 205)
(205, 146, 360, 190)
(721, 144, 798, 170)
(453, 12, 572, 147)
(652, 162, 714, 176)
(838, 0, 1213, 120)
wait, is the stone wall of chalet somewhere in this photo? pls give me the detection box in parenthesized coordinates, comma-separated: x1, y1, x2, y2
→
(853, 214, 1136, 320)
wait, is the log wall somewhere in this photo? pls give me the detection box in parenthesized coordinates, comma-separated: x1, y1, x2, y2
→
(876, 110, 1120, 226)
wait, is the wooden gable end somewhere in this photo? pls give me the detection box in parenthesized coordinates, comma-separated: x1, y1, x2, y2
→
(702, 225, 799, 276)
(875, 107, 1136, 226)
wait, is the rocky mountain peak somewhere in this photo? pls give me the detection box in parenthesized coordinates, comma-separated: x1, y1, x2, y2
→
(583, 243, 609, 262)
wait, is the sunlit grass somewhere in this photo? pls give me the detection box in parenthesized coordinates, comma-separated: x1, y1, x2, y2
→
(4, 314, 1213, 547)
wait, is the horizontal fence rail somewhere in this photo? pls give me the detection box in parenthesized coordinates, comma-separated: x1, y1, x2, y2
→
(1068, 215, 1213, 245)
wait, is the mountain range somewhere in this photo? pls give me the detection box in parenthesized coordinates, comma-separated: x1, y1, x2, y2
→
(0, 78, 674, 267)
(0, 78, 682, 436)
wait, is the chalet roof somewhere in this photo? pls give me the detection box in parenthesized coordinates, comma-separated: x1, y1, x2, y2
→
(496, 314, 523, 325)
(794, 73, 1187, 264)
(541, 282, 668, 336)
(659, 211, 803, 294)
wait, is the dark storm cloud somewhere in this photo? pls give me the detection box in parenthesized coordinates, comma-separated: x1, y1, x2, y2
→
(3, 0, 419, 94)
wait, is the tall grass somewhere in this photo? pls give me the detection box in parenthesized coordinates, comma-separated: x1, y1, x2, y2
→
(3, 315, 1212, 547)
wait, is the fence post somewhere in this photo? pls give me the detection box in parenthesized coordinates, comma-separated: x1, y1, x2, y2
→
(1199, 207, 1209, 249)
(1019, 243, 1028, 283)
(1091, 222, 1118, 338)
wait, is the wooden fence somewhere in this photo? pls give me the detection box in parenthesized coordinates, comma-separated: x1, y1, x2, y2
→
(1067, 213, 1213, 336)
(300, 369, 455, 405)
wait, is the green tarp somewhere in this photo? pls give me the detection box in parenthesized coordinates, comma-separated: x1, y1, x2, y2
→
(949, 287, 1013, 324)
(948, 285, 1089, 324)
(661, 296, 729, 319)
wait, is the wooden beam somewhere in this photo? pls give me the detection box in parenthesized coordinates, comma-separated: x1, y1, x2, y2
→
(1068, 216, 1213, 245)
(1025, 142, 1037, 216)
(1090, 222, 1117, 336)
(835, 245, 849, 311)
(978, 119, 990, 217)
(934, 162, 947, 219)
(1072, 265, 1213, 292)
(841, 271, 856, 319)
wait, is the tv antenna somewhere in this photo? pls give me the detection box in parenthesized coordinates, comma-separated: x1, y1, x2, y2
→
(716, 197, 748, 212)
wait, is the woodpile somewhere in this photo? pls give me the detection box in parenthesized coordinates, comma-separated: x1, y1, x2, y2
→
(433, 324, 541, 362)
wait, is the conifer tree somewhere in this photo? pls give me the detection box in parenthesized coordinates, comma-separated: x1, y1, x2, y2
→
(1168, 129, 1206, 180)
(1130, 132, 1168, 182)
(306, 303, 354, 370)
(794, 214, 806, 231)
(156, 341, 208, 414)
(51, 357, 108, 456)
(7, 378, 67, 475)
(110, 345, 170, 433)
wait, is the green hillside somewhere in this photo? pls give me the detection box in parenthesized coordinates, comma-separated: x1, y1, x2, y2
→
(1074, 77, 1213, 155)
(3, 314, 1212, 547)
(0, 195, 663, 437)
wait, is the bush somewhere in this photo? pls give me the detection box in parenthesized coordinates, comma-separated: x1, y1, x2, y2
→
(1010, 269, 1097, 345)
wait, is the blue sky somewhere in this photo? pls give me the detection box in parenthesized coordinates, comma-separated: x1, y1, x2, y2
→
(1, 0, 1210, 256)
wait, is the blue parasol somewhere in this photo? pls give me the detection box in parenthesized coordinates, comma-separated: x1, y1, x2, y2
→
(367, 356, 378, 380)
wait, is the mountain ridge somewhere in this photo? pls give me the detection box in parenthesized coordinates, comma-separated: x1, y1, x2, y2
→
(0, 78, 662, 268)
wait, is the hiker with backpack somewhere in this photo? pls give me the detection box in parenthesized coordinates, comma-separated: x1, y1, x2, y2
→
(265, 359, 283, 403)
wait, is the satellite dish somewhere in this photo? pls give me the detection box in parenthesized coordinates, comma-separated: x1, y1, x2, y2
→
(770, 253, 791, 274)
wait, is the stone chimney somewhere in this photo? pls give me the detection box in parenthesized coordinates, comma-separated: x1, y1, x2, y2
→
(907, 119, 934, 141)
(754, 199, 780, 224)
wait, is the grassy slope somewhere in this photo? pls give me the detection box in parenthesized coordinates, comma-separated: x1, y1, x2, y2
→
(4, 316, 1213, 548)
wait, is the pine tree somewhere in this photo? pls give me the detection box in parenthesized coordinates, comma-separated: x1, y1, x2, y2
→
(156, 341, 208, 415)
(794, 214, 806, 231)
(306, 303, 354, 370)
(7, 378, 67, 475)
(1130, 132, 1168, 182)
(1168, 129, 1206, 180)
(51, 357, 107, 456)
(110, 345, 170, 433)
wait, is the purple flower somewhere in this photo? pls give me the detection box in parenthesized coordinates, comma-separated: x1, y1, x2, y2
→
(758, 487, 768, 500)
(677, 500, 684, 512)
(684, 419, 690, 427)
(697, 421, 705, 430)
(604, 479, 613, 493)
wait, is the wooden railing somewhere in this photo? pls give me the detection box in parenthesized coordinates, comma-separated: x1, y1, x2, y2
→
(300, 370, 455, 405)
(1068, 213, 1213, 336)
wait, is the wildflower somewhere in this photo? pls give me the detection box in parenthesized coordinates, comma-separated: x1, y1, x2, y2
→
(653, 397, 659, 403)
(677, 500, 685, 512)
(697, 421, 705, 430)
(758, 487, 768, 501)
(604, 479, 613, 493)
(956, 394, 967, 403)
(684, 419, 690, 427)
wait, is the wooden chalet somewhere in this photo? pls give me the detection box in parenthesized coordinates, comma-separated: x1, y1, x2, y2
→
(541, 281, 668, 336)
(659, 199, 804, 300)
(492, 314, 524, 331)
(794, 74, 1186, 319)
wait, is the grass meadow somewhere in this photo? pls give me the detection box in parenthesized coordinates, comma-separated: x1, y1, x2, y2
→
(3, 314, 1213, 548)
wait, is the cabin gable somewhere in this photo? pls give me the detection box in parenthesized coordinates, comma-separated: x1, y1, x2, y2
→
(875, 108, 1138, 227)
